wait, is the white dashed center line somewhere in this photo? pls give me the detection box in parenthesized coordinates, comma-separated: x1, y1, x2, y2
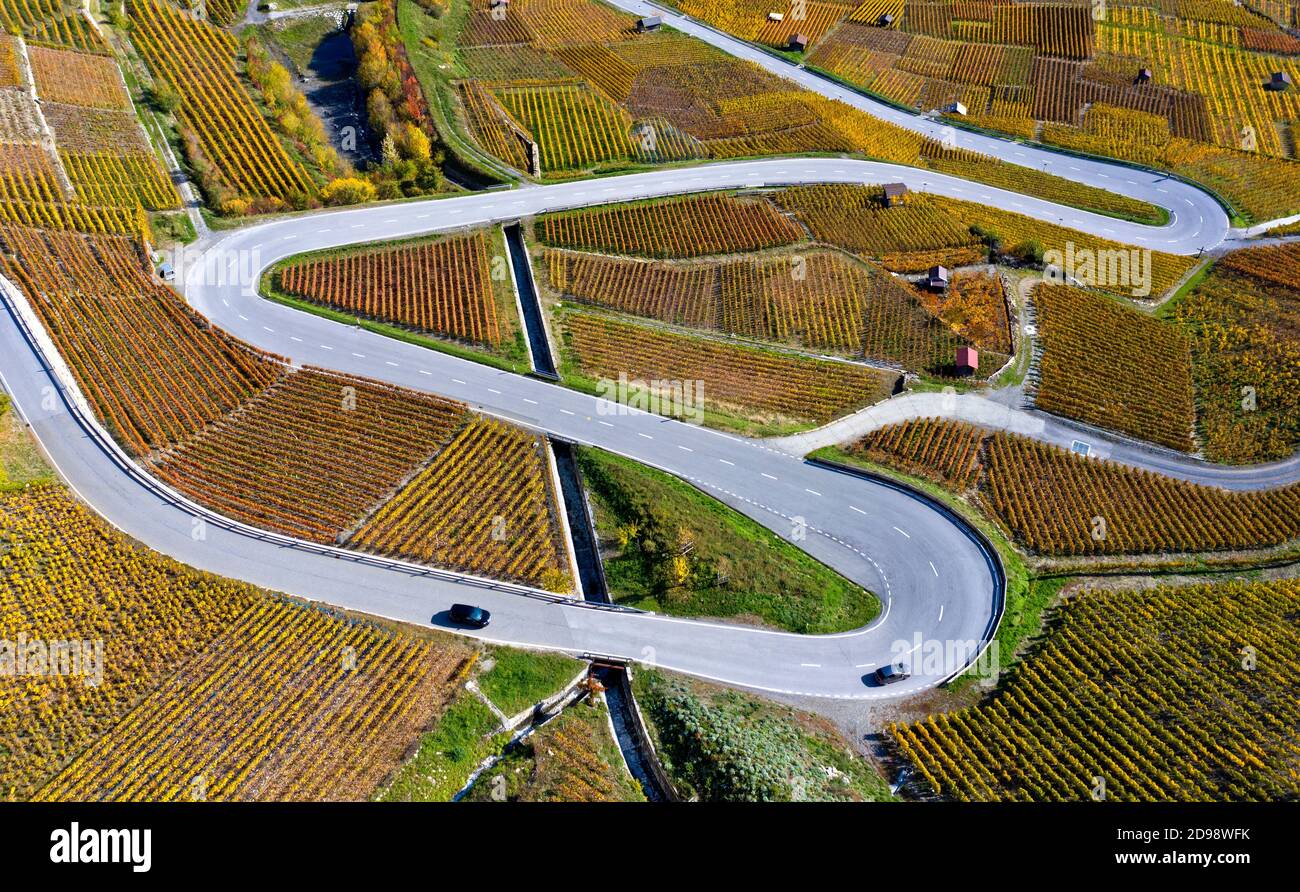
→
(761, 472, 778, 480)
(930, 561, 939, 576)
(893, 526, 911, 538)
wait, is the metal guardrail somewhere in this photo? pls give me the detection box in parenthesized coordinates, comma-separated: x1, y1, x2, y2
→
(806, 456, 1007, 685)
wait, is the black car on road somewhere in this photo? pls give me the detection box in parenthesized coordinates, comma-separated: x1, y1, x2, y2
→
(873, 662, 910, 685)
(446, 604, 491, 628)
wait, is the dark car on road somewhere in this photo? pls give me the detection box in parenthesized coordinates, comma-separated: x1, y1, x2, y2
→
(446, 604, 491, 628)
(873, 662, 910, 685)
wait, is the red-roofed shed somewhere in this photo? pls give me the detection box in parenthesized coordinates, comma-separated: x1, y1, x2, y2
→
(956, 346, 979, 374)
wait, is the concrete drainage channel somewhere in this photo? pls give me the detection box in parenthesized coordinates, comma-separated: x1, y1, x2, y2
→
(504, 217, 679, 801)
(552, 441, 681, 803)
(503, 221, 559, 381)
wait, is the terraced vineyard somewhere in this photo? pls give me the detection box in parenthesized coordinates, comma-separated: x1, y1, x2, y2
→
(0, 38, 178, 233)
(351, 418, 571, 590)
(560, 308, 897, 426)
(278, 232, 509, 348)
(545, 249, 720, 327)
(27, 45, 127, 108)
(981, 433, 1300, 555)
(0, 0, 108, 54)
(891, 578, 1300, 801)
(148, 370, 468, 543)
(772, 185, 986, 272)
(1034, 284, 1196, 453)
(0, 223, 280, 454)
(433, 0, 1160, 220)
(915, 271, 1013, 355)
(955, 197, 1198, 298)
(1172, 244, 1300, 465)
(537, 193, 804, 258)
(767, 0, 1300, 220)
(127, 0, 314, 203)
(541, 191, 1008, 377)
(37, 599, 471, 801)
(849, 418, 986, 490)
(852, 420, 1300, 556)
(0, 486, 262, 799)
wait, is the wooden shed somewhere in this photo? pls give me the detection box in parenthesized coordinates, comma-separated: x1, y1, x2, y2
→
(1135, 67, 1152, 84)
(1266, 71, 1293, 91)
(788, 33, 809, 52)
(882, 183, 909, 207)
(956, 346, 979, 375)
(636, 15, 661, 32)
(927, 265, 950, 291)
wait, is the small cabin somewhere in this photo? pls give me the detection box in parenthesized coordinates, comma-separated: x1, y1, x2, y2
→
(1135, 67, 1152, 84)
(945, 101, 968, 116)
(877, 13, 894, 26)
(636, 15, 661, 32)
(1266, 71, 1293, 91)
(956, 346, 979, 376)
(882, 182, 909, 207)
(926, 265, 950, 291)
(768, 11, 784, 22)
(788, 33, 809, 53)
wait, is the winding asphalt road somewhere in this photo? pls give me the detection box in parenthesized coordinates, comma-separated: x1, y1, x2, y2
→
(1, 10, 1285, 699)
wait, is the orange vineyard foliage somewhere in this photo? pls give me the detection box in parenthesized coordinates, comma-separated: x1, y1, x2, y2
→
(279, 232, 506, 347)
(561, 308, 896, 424)
(854, 420, 1300, 555)
(36, 598, 471, 801)
(351, 418, 570, 589)
(890, 579, 1300, 801)
(148, 369, 468, 543)
(537, 192, 804, 258)
(1173, 244, 1300, 464)
(1034, 283, 1196, 452)
(850, 418, 986, 490)
(0, 223, 279, 454)
(127, 0, 313, 201)
(0, 486, 263, 800)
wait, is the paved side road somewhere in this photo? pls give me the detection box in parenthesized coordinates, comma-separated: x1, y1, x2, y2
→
(771, 392, 1300, 492)
(606, 0, 1228, 253)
